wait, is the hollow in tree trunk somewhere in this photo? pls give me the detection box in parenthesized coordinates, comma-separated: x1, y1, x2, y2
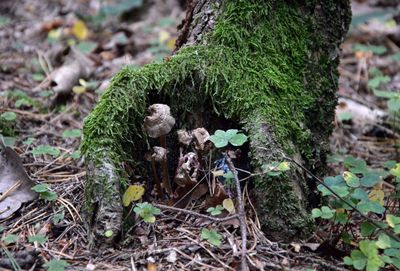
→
(81, 0, 351, 249)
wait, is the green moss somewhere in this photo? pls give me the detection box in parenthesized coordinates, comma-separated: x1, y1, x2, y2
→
(82, 0, 349, 237)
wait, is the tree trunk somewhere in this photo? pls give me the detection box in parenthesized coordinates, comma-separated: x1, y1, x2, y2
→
(81, 0, 351, 249)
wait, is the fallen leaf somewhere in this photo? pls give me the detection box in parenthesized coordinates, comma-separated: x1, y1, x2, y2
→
(0, 142, 37, 219)
(222, 198, 235, 214)
(122, 185, 145, 206)
(72, 20, 88, 40)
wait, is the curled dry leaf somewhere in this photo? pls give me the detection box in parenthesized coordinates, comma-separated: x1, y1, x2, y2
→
(175, 152, 200, 187)
(192, 128, 210, 151)
(177, 129, 192, 146)
(144, 104, 175, 138)
(0, 142, 37, 219)
(50, 46, 94, 95)
(145, 146, 169, 162)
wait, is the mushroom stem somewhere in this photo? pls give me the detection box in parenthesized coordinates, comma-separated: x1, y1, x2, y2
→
(159, 135, 172, 194)
(151, 160, 163, 197)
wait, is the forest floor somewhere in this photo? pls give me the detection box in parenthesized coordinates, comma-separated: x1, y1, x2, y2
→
(1, 0, 399, 270)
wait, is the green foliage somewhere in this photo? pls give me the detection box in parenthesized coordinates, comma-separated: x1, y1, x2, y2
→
(28, 234, 47, 245)
(62, 129, 82, 138)
(133, 202, 161, 223)
(1, 112, 17, 121)
(52, 208, 65, 224)
(1, 234, 19, 245)
(32, 184, 58, 201)
(209, 129, 248, 148)
(31, 145, 60, 157)
(318, 156, 400, 270)
(43, 259, 69, 271)
(200, 228, 222, 247)
(373, 90, 400, 113)
(353, 43, 387, 55)
(206, 205, 224, 216)
(104, 230, 113, 237)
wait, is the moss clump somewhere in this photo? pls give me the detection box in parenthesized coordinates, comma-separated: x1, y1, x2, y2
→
(82, 0, 349, 240)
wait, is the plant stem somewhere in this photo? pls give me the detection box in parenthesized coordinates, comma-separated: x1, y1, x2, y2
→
(225, 156, 248, 271)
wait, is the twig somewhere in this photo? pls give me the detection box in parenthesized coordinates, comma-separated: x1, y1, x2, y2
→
(225, 156, 248, 271)
(282, 154, 400, 243)
(154, 203, 238, 222)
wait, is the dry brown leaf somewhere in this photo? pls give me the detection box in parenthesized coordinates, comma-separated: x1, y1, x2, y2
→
(0, 142, 37, 219)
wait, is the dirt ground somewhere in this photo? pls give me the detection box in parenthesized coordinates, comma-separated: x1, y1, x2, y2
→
(1, 0, 399, 270)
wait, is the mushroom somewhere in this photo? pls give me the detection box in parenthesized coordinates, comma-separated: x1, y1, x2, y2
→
(144, 104, 175, 195)
(145, 151, 163, 197)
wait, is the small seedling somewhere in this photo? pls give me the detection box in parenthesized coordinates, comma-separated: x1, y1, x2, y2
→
(1, 234, 19, 245)
(133, 202, 161, 223)
(31, 145, 60, 157)
(200, 228, 222, 247)
(31, 184, 58, 201)
(28, 234, 47, 245)
(206, 205, 224, 216)
(43, 259, 69, 271)
(209, 129, 248, 148)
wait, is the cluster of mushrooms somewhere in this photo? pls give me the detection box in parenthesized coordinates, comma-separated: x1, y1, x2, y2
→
(143, 104, 211, 198)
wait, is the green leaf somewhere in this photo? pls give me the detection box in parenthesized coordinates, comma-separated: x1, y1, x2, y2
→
(383, 248, 400, 257)
(353, 44, 387, 55)
(311, 208, 322, 218)
(76, 41, 97, 54)
(343, 171, 360, 187)
(207, 205, 224, 216)
(15, 98, 32, 108)
(344, 156, 367, 174)
(31, 145, 60, 157)
(360, 222, 376, 236)
(200, 228, 222, 247)
(39, 191, 58, 201)
(0, 226, 4, 233)
(133, 202, 161, 224)
(376, 233, 391, 249)
(71, 151, 81, 159)
(229, 133, 248, 146)
(1, 234, 19, 245)
(62, 129, 81, 138)
(32, 184, 50, 193)
(43, 259, 69, 271)
(386, 214, 400, 228)
(104, 230, 113, 237)
(373, 89, 399, 99)
(223, 171, 234, 179)
(209, 134, 228, 148)
(22, 137, 35, 145)
(39, 90, 54, 98)
(28, 234, 47, 245)
(390, 163, 400, 177)
(225, 129, 238, 139)
(1, 112, 17, 121)
(320, 206, 335, 219)
(1, 136, 16, 147)
(350, 250, 367, 270)
(368, 75, 390, 89)
(360, 173, 381, 187)
(276, 162, 290, 172)
(52, 209, 65, 224)
(388, 98, 400, 112)
(351, 188, 369, 201)
(343, 256, 353, 266)
(357, 200, 385, 214)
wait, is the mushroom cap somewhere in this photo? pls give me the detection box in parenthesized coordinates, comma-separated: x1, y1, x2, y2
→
(144, 104, 175, 138)
(192, 128, 210, 150)
(145, 146, 169, 162)
(177, 129, 192, 146)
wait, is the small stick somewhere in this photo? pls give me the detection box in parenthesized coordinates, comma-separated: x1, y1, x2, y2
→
(225, 156, 248, 271)
(154, 203, 238, 223)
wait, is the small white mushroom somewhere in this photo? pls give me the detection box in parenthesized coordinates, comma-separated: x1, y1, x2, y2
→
(177, 129, 192, 146)
(144, 104, 175, 139)
(144, 104, 175, 195)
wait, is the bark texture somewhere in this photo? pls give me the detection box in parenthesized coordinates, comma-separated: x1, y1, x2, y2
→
(81, 0, 351, 249)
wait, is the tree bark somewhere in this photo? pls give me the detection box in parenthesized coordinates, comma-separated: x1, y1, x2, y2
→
(81, 0, 351, 249)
